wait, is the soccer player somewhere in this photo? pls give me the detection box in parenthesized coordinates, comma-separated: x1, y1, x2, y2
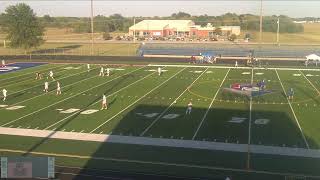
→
(35, 72, 43, 80)
(158, 67, 161, 76)
(235, 60, 238, 68)
(101, 94, 108, 110)
(49, 70, 55, 80)
(87, 64, 90, 72)
(288, 88, 294, 100)
(56, 81, 61, 95)
(44, 81, 49, 93)
(185, 101, 192, 115)
(99, 66, 104, 77)
(1, 59, 5, 67)
(106, 68, 110, 77)
(257, 79, 266, 91)
(2, 88, 7, 102)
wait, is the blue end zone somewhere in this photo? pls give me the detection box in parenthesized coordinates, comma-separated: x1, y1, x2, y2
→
(0, 62, 47, 74)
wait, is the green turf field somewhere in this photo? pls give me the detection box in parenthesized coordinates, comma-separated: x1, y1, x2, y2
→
(0, 62, 320, 179)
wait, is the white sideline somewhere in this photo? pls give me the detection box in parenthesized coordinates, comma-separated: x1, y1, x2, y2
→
(1, 67, 145, 127)
(89, 68, 186, 133)
(140, 67, 209, 136)
(0, 127, 320, 159)
(275, 69, 310, 149)
(192, 68, 230, 140)
(44, 69, 156, 130)
(148, 64, 320, 71)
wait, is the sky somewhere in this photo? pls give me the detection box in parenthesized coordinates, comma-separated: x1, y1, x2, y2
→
(0, 1, 319, 18)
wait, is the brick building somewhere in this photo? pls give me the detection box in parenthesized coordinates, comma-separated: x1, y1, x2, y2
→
(129, 20, 240, 38)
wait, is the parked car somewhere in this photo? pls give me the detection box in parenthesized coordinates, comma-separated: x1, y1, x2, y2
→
(115, 36, 122, 41)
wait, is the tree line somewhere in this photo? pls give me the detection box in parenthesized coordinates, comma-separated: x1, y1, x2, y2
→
(0, 3, 305, 52)
(0, 10, 304, 34)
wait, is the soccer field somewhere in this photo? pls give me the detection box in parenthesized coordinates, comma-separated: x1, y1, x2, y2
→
(1, 62, 320, 179)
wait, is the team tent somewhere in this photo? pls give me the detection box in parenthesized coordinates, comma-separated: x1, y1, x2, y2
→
(305, 54, 320, 66)
(306, 54, 320, 61)
(199, 51, 216, 64)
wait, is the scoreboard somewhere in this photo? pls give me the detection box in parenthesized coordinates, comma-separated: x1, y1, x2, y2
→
(1, 157, 55, 179)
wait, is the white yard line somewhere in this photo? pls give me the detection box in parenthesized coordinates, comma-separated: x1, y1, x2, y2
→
(275, 69, 310, 149)
(148, 64, 320, 72)
(247, 68, 254, 169)
(44, 70, 156, 130)
(6, 65, 84, 97)
(1, 67, 145, 127)
(89, 68, 186, 133)
(192, 69, 230, 140)
(300, 70, 320, 95)
(140, 68, 209, 136)
(8, 66, 102, 106)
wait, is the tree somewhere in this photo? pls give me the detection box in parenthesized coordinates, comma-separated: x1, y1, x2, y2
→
(228, 34, 237, 41)
(103, 31, 112, 40)
(214, 27, 222, 36)
(3, 3, 44, 53)
(171, 12, 191, 19)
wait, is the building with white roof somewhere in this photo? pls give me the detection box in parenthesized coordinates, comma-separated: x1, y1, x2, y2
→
(129, 20, 240, 38)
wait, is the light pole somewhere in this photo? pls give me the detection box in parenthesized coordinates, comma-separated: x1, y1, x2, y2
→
(133, 17, 136, 43)
(276, 17, 280, 46)
(259, 0, 263, 44)
(90, 0, 94, 56)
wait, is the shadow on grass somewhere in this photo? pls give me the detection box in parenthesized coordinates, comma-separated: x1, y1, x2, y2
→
(16, 97, 320, 178)
(21, 73, 135, 157)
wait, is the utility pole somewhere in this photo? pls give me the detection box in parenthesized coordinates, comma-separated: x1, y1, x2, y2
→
(277, 17, 280, 46)
(259, 0, 263, 44)
(133, 17, 136, 43)
(90, 0, 94, 56)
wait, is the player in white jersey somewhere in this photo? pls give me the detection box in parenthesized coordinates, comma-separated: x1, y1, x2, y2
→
(99, 66, 104, 76)
(158, 67, 161, 76)
(35, 72, 43, 80)
(44, 81, 49, 93)
(101, 94, 108, 110)
(1, 59, 5, 67)
(185, 101, 192, 115)
(235, 61, 238, 68)
(106, 68, 110, 77)
(56, 81, 61, 95)
(2, 88, 7, 101)
(87, 64, 90, 72)
(49, 71, 55, 80)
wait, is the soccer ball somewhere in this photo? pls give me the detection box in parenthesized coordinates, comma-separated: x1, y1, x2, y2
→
(173, 100, 177, 104)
